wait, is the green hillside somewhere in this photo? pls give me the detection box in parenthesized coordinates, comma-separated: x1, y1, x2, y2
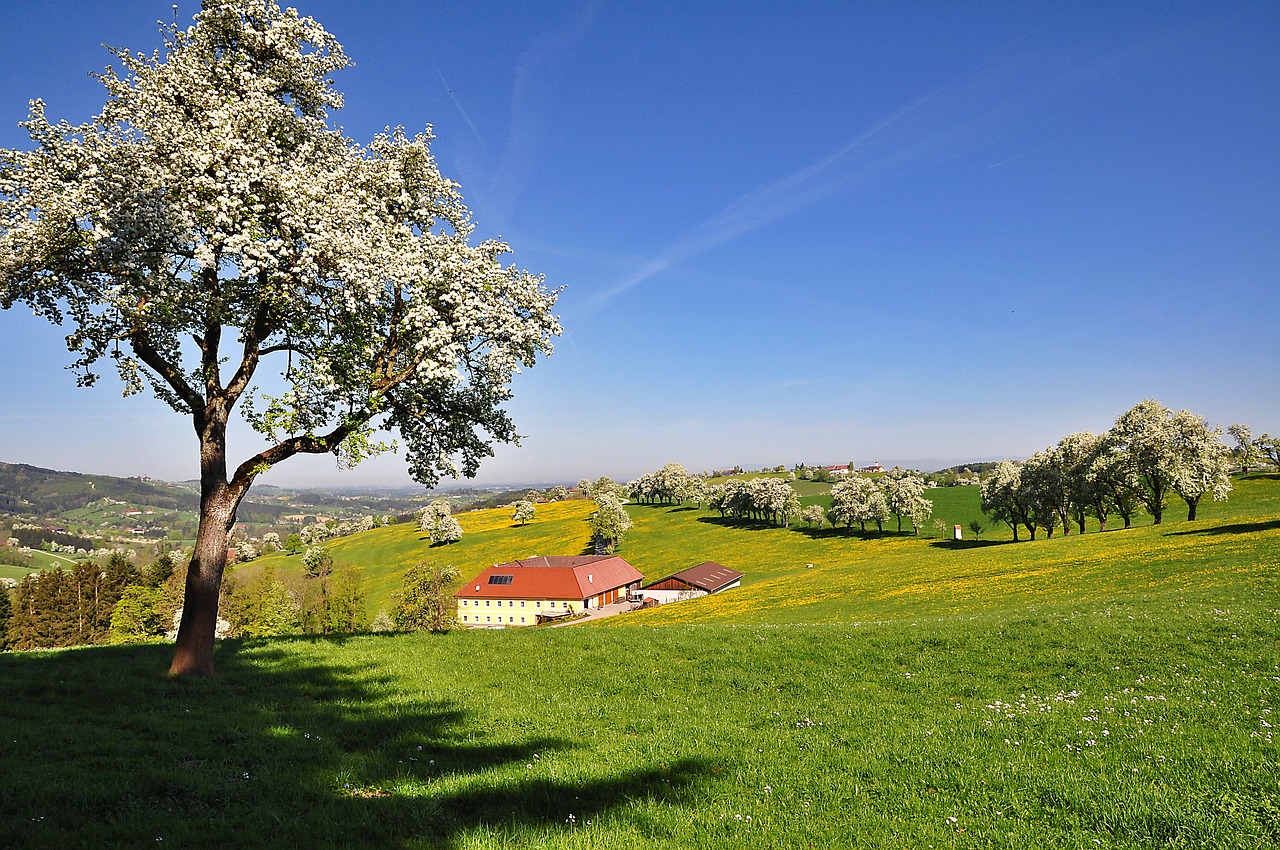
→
(0, 461, 199, 517)
(245, 499, 601, 616)
(3, 476, 1276, 847)
(248, 476, 1277, 628)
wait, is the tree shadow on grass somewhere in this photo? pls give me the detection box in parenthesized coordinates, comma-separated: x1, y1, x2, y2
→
(630, 501, 695, 513)
(927, 538, 1008, 550)
(695, 516, 780, 532)
(0, 637, 710, 849)
(790, 526, 898, 541)
(1167, 518, 1280, 537)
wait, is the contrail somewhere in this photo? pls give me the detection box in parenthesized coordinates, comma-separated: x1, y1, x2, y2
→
(986, 150, 1032, 169)
(433, 61, 485, 148)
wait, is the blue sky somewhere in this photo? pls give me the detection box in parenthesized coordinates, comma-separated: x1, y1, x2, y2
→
(1, 1, 1277, 487)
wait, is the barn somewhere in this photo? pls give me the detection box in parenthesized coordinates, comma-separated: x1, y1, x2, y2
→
(638, 562, 744, 605)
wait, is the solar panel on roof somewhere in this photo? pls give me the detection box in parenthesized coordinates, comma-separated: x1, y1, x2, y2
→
(488, 575, 514, 585)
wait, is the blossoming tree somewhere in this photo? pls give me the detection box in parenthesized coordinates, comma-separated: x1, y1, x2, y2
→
(511, 499, 535, 526)
(0, 2, 560, 675)
(1110, 400, 1230, 525)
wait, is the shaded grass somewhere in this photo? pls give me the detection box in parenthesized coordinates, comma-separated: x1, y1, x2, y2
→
(2, 597, 1276, 848)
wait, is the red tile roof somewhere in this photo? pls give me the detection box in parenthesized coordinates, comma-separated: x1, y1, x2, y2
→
(454, 555, 643, 600)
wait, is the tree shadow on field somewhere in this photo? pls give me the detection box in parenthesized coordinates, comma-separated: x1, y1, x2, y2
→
(630, 501, 695, 513)
(0, 639, 710, 849)
(1167, 518, 1280, 537)
(790, 525, 895, 541)
(696, 515, 782, 532)
(927, 538, 1008, 550)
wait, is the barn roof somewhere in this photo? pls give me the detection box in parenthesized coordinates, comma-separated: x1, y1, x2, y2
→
(454, 555, 643, 600)
(646, 562, 744, 593)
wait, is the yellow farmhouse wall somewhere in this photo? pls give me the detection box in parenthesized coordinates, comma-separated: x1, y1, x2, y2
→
(457, 596, 581, 627)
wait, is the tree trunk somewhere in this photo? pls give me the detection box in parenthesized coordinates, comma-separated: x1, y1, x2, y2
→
(169, 405, 246, 677)
(1186, 496, 1200, 521)
(169, 486, 237, 676)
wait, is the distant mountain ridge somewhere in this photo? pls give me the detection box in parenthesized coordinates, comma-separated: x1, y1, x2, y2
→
(0, 461, 199, 517)
(0, 460, 502, 521)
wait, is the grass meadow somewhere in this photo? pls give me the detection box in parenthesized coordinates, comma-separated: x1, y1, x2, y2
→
(1, 476, 1277, 847)
(0, 548, 77, 580)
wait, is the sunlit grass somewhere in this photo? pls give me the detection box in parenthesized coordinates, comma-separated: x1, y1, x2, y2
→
(246, 477, 1279, 629)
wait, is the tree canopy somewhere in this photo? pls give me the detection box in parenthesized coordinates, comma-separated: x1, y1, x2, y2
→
(0, 1, 559, 675)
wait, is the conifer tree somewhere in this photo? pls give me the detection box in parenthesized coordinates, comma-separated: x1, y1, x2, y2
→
(0, 582, 12, 651)
(71, 562, 106, 645)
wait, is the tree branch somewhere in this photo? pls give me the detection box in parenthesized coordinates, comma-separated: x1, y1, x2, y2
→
(127, 329, 205, 413)
(228, 417, 361, 497)
(199, 266, 224, 399)
(224, 278, 275, 405)
(258, 342, 304, 357)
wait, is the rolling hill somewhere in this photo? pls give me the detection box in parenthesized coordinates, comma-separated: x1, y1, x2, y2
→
(3, 475, 1276, 847)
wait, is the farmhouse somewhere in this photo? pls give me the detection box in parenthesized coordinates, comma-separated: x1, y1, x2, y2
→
(455, 555, 643, 628)
(638, 562, 744, 605)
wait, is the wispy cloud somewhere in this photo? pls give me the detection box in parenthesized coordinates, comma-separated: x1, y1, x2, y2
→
(986, 150, 1034, 169)
(570, 95, 940, 320)
(569, 25, 1183, 323)
(482, 0, 600, 229)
